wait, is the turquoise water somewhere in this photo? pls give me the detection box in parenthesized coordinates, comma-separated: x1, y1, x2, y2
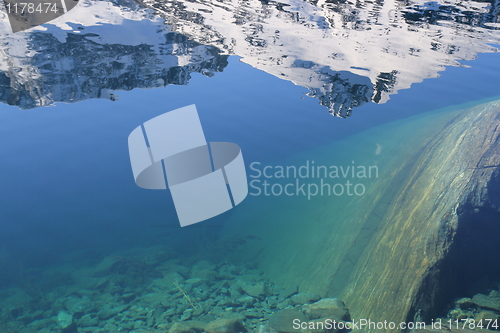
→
(1, 53, 500, 267)
(1, 0, 500, 331)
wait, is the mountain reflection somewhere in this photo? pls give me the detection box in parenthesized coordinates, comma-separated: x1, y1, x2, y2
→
(137, 0, 500, 117)
(0, 0, 499, 116)
(0, 2, 228, 109)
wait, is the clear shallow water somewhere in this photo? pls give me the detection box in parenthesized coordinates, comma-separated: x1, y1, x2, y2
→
(0, 0, 500, 331)
(1, 53, 500, 267)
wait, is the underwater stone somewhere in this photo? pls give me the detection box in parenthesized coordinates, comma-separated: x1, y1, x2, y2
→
(266, 296, 280, 308)
(31, 310, 44, 321)
(169, 320, 206, 333)
(192, 260, 216, 271)
(256, 324, 277, 333)
(455, 298, 474, 309)
(183, 283, 194, 294)
(276, 300, 290, 310)
(191, 269, 218, 282)
(205, 298, 216, 308)
(268, 309, 307, 333)
(108, 285, 124, 294)
(302, 298, 350, 321)
(217, 297, 231, 307)
(103, 322, 118, 331)
(153, 272, 185, 289)
(205, 318, 248, 333)
(229, 283, 244, 299)
(210, 307, 226, 317)
(175, 304, 188, 315)
(27, 318, 53, 331)
(448, 309, 468, 321)
(472, 294, 500, 311)
(146, 315, 155, 327)
(193, 305, 205, 316)
(97, 305, 124, 320)
(79, 313, 99, 327)
(245, 310, 262, 318)
(18, 328, 38, 333)
(221, 312, 247, 321)
(133, 319, 146, 329)
(261, 300, 271, 310)
(17, 315, 34, 325)
(142, 292, 168, 306)
(219, 271, 237, 280)
(289, 293, 321, 306)
(122, 292, 136, 302)
(186, 278, 205, 286)
(66, 295, 94, 315)
(475, 310, 500, 322)
(242, 282, 269, 298)
(180, 309, 194, 321)
(235, 295, 257, 308)
(56, 311, 73, 329)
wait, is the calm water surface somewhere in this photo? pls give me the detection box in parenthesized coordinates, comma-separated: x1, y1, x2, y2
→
(0, 0, 499, 330)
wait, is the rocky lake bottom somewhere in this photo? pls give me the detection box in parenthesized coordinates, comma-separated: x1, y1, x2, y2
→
(0, 244, 352, 333)
(1, 243, 500, 333)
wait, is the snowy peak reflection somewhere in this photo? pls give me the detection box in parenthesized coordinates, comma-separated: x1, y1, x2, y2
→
(0, 0, 228, 109)
(138, 0, 500, 117)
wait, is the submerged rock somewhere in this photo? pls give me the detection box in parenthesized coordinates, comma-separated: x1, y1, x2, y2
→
(169, 320, 206, 333)
(122, 292, 136, 302)
(56, 311, 77, 333)
(268, 309, 307, 333)
(205, 318, 248, 333)
(475, 310, 500, 322)
(153, 272, 185, 289)
(235, 295, 258, 308)
(472, 294, 500, 311)
(455, 297, 474, 309)
(79, 313, 99, 327)
(56, 311, 73, 329)
(241, 282, 270, 298)
(97, 304, 127, 320)
(302, 298, 350, 321)
(65, 295, 94, 316)
(290, 293, 321, 306)
(186, 278, 205, 286)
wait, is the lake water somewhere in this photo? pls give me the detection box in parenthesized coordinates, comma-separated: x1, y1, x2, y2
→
(1, 0, 500, 332)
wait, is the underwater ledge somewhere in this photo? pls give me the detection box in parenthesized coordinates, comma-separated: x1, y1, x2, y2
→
(220, 97, 500, 332)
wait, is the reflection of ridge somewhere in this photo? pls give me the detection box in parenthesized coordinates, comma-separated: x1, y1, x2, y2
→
(402, 1, 500, 29)
(373, 71, 398, 104)
(292, 62, 374, 118)
(0, 3, 228, 109)
(138, 0, 500, 117)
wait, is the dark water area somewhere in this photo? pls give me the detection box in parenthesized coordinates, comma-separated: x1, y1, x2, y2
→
(0, 0, 500, 332)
